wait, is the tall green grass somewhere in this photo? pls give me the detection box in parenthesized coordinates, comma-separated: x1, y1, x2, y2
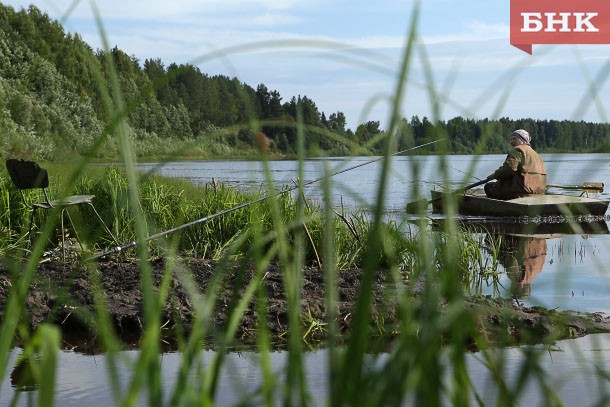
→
(0, 164, 401, 266)
(2, 1, 609, 406)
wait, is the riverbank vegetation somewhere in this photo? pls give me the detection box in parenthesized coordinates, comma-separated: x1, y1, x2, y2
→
(0, 164, 413, 269)
(3, 162, 609, 405)
(2, 3, 610, 163)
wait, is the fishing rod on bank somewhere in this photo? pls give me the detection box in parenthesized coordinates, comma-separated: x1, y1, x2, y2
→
(89, 138, 444, 260)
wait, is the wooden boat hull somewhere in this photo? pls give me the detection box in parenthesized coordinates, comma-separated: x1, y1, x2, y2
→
(430, 189, 610, 217)
(431, 218, 610, 236)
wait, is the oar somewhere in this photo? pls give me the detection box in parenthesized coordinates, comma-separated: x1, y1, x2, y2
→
(405, 178, 490, 214)
(546, 182, 604, 192)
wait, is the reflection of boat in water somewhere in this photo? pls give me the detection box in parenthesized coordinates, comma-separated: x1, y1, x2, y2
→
(430, 188, 610, 217)
(446, 217, 610, 237)
(430, 216, 610, 237)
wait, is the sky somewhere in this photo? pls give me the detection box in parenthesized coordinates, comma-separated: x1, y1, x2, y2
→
(3, 0, 610, 131)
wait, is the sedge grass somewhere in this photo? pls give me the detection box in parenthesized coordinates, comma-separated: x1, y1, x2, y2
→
(0, 163, 413, 267)
(3, 1, 610, 406)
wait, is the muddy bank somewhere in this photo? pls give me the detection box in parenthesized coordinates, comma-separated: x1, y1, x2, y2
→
(1, 257, 610, 353)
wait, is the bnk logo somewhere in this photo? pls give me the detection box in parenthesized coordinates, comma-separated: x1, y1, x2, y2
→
(510, 0, 610, 54)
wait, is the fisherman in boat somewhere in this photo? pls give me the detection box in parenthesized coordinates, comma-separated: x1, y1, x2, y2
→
(484, 129, 547, 200)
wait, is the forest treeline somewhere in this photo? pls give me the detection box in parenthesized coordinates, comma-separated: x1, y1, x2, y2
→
(1, 4, 610, 161)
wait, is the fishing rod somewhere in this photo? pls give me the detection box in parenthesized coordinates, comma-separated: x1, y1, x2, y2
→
(446, 164, 605, 192)
(90, 138, 443, 260)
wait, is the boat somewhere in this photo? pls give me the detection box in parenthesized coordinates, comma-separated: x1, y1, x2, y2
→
(430, 188, 610, 217)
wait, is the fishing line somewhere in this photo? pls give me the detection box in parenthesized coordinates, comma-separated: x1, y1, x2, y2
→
(446, 164, 482, 182)
(90, 139, 443, 260)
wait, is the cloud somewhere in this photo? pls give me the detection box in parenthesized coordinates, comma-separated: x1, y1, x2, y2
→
(64, 0, 314, 24)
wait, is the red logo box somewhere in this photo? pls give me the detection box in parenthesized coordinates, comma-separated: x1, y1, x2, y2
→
(510, 0, 610, 54)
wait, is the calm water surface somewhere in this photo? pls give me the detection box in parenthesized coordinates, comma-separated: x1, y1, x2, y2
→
(4, 154, 610, 405)
(136, 153, 610, 210)
(3, 334, 610, 406)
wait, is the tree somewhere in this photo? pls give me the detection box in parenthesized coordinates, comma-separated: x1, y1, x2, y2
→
(144, 58, 176, 106)
(355, 121, 382, 152)
(328, 112, 347, 135)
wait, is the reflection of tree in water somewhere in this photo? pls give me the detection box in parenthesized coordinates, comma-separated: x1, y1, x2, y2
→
(497, 235, 547, 298)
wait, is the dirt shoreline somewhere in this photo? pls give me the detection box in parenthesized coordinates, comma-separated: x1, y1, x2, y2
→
(2, 256, 610, 353)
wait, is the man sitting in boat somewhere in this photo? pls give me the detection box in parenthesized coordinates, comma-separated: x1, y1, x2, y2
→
(484, 129, 547, 200)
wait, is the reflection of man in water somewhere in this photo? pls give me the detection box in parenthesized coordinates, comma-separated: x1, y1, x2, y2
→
(499, 235, 547, 298)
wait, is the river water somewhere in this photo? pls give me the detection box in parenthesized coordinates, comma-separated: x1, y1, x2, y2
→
(135, 154, 610, 313)
(134, 153, 610, 210)
(3, 333, 610, 406)
(3, 153, 610, 405)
